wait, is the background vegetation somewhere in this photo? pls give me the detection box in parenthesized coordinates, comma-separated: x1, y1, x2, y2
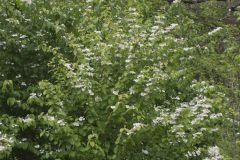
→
(0, 0, 240, 159)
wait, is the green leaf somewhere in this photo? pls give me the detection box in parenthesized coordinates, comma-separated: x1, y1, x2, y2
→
(7, 97, 16, 106)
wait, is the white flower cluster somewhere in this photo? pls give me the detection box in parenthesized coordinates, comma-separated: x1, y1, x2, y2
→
(210, 113, 223, 119)
(154, 15, 165, 24)
(173, 0, 181, 3)
(0, 132, 14, 152)
(57, 119, 65, 126)
(29, 93, 37, 99)
(44, 115, 68, 127)
(165, 23, 178, 33)
(185, 148, 201, 158)
(152, 87, 223, 145)
(204, 146, 223, 160)
(152, 114, 170, 126)
(142, 149, 149, 155)
(153, 95, 214, 127)
(46, 115, 56, 121)
(73, 116, 85, 127)
(208, 27, 222, 35)
(171, 124, 185, 140)
(133, 64, 168, 97)
(127, 123, 145, 135)
(20, 115, 34, 124)
(191, 80, 215, 94)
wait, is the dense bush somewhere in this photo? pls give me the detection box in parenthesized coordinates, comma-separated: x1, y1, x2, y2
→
(0, 0, 240, 159)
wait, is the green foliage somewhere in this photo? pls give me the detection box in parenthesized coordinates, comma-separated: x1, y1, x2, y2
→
(0, 0, 239, 159)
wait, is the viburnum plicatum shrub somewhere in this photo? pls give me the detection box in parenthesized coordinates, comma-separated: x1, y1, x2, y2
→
(0, 0, 233, 159)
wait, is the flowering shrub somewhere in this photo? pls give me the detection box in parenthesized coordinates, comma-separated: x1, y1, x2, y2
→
(0, 0, 239, 159)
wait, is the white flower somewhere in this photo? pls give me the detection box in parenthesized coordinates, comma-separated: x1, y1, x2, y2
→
(200, 128, 207, 132)
(165, 23, 178, 31)
(110, 105, 116, 109)
(140, 92, 147, 96)
(210, 113, 223, 119)
(94, 31, 101, 34)
(79, 116, 85, 121)
(125, 105, 135, 109)
(186, 148, 201, 158)
(127, 123, 145, 135)
(133, 123, 143, 129)
(142, 149, 149, 155)
(183, 47, 193, 51)
(208, 27, 222, 35)
(173, 0, 181, 3)
(22, 116, 34, 123)
(0, 133, 14, 152)
(64, 63, 72, 70)
(73, 121, 80, 127)
(193, 132, 202, 139)
(95, 96, 102, 102)
(20, 35, 28, 39)
(16, 74, 21, 78)
(204, 146, 223, 160)
(125, 59, 131, 63)
(88, 90, 94, 96)
(196, 148, 201, 156)
(159, 43, 167, 47)
(29, 93, 37, 99)
(57, 119, 65, 126)
(0, 145, 5, 152)
(22, 0, 32, 4)
(150, 26, 159, 33)
(129, 87, 135, 95)
(129, 7, 136, 12)
(112, 90, 119, 95)
(34, 145, 40, 149)
(47, 115, 55, 121)
(211, 128, 219, 132)
(21, 82, 27, 86)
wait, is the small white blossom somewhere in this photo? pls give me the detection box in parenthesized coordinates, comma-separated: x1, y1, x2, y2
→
(0, 146, 5, 152)
(129, 87, 135, 95)
(73, 121, 80, 127)
(29, 93, 37, 99)
(112, 90, 119, 95)
(34, 145, 40, 149)
(183, 47, 193, 51)
(110, 106, 116, 109)
(125, 105, 135, 109)
(79, 116, 85, 122)
(88, 90, 94, 96)
(57, 119, 65, 126)
(95, 96, 102, 102)
(140, 92, 147, 96)
(127, 123, 145, 135)
(47, 115, 55, 121)
(16, 74, 21, 78)
(173, 0, 181, 3)
(210, 113, 223, 119)
(208, 27, 222, 35)
(21, 82, 27, 86)
(142, 149, 149, 155)
(22, 116, 34, 123)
